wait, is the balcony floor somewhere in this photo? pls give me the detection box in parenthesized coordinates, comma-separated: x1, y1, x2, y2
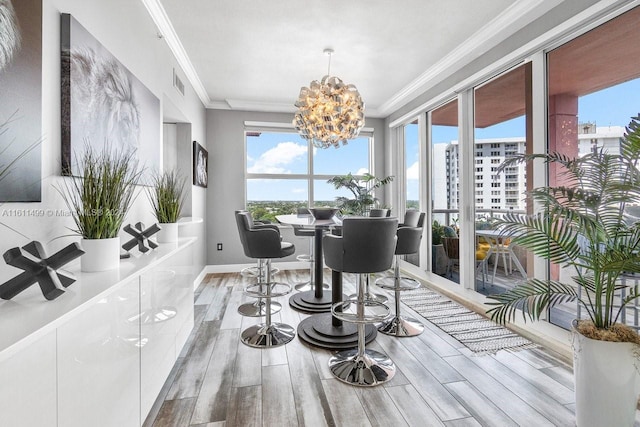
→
(142, 269, 634, 426)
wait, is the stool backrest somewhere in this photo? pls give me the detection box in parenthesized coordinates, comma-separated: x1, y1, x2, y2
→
(324, 217, 398, 274)
(369, 208, 390, 217)
(402, 210, 424, 227)
(396, 212, 426, 255)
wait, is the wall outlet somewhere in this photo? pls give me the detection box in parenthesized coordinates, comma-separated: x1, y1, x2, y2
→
(217, 243, 223, 251)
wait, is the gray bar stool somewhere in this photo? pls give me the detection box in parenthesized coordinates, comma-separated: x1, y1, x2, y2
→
(235, 211, 296, 347)
(235, 210, 282, 317)
(293, 208, 329, 292)
(324, 217, 398, 386)
(376, 212, 426, 337)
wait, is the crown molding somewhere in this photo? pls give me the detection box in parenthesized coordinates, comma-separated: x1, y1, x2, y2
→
(377, 0, 551, 117)
(221, 99, 296, 113)
(141, 0, 211, 107)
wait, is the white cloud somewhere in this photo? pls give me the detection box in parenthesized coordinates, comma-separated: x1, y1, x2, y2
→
(247, 142, 307, 173)
(292, 187, 306, 194)
(355, 167, 369, 176)
(406, 161, 419, 180)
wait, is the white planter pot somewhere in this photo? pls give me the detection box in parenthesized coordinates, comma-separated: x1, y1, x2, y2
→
(572, 321, 640, 427)
(81, 237, 121, 272)
(156, 223, 178, 243)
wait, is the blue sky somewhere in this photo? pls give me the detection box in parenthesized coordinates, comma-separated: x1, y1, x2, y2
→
(251, 78, 640, 203)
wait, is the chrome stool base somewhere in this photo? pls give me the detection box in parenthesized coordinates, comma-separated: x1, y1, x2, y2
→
(294, 281, 330, 292)
(378, 315, 424, 337)
(328, 348, 396, 386)
(237, 300, 282, 317)
(241, 322, 295, 348)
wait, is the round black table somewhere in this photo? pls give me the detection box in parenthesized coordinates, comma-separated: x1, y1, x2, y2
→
(276, 214, 377, 349)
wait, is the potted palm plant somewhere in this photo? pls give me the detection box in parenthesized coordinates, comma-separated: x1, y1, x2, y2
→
(148, 169, 186, 243)
(59, 146, 142, 272)
(486, 114, 640, 427)
(327, 172, 393, 216)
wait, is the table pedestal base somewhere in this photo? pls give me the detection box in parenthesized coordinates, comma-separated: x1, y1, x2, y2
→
(297, 312, 377, 350)
(289, 290, 336, 313)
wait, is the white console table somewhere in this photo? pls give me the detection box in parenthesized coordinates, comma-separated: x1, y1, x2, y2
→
(0, 238, 197, 427)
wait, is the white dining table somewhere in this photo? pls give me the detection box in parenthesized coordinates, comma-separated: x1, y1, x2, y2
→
(476, 229, 527, 281)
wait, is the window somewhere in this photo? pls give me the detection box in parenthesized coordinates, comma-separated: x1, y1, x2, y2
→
(475, 167, 483, 172)
(490, 151, 501, 156)
(491, 159, 500, 164)
(431, 99, 458, 278)
(546, 5, 640, 329)
(405, 122, 419, 210)
(245, 129, 370, 221)
(491, 182, 501, 188)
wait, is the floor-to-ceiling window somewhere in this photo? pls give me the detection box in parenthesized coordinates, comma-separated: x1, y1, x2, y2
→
(473, 63, 531, 293)
(429, 100, 459, 277)
(405, 122, 419, 211)
(546, 5, 640, 329)
(245, 129, 371, 221)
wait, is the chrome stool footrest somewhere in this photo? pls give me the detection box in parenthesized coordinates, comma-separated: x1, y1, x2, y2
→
(331, 299, 390, 324)
(296, 254, 313, 262)
(241, 266, 280, 277)
(244, 282, 292, 298)
(375, 276, 421, 291)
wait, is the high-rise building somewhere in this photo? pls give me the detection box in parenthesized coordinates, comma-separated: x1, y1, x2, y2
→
(434, 125, 625, 219)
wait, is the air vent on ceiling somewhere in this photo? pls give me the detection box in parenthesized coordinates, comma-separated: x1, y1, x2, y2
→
(173, 68, 185, 96)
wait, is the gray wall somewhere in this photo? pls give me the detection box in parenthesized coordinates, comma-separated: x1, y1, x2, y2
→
(206, 109, 386, 265)
(0, 0, 207, 284)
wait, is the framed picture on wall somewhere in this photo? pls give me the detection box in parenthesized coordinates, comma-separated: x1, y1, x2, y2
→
(60, 13, 160, 183)
(0, 0, 42, 202)
(193, 141, 208, 188)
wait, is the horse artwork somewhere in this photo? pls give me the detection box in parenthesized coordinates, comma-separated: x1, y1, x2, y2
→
(61, 13, 160, 182)
(0, 0, 42, 202)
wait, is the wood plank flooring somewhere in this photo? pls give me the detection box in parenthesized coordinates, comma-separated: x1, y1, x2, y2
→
(144, 269, 588, 426)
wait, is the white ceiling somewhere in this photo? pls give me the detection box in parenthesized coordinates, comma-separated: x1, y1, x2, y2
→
(149, 0, 560, 118)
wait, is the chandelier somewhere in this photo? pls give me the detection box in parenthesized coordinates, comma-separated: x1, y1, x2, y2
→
(293, 49, 365, 149)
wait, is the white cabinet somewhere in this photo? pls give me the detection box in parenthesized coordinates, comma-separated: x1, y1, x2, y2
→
(0, 331, 57, 427)
(57, 278, 141, 427)
(140, 246, 194, 416)
(0, 238, 196, 427)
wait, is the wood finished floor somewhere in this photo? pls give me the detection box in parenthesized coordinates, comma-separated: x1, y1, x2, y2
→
(143, 269, 585, 427)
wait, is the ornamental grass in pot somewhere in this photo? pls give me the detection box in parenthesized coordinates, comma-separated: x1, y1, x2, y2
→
(486, 115, 640, 427)
(147, 169, 185, 243)
(59, 146, 142, 272)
